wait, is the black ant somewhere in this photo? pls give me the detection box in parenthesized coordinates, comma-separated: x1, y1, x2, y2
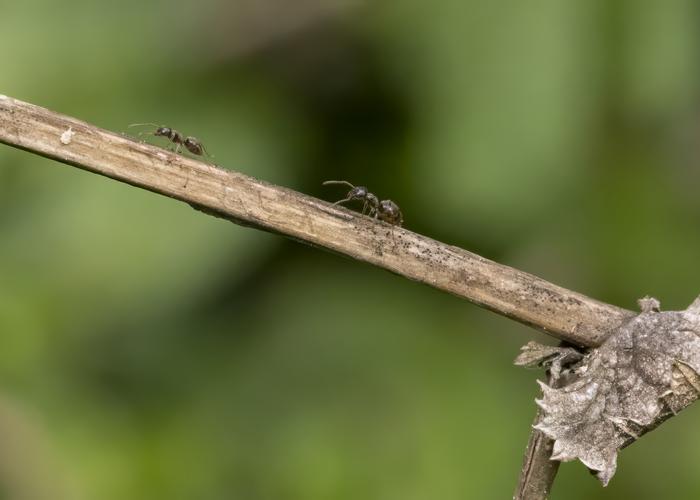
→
(323, 180, 404, 226)
(128, 123, 209, 157)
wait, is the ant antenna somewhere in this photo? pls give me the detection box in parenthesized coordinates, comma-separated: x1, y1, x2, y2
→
(128, 123, 161, 129)
(323, 180, 368, 207)
(324, 180, 353, 205)
(323, 180, 356, 189)
(128, 123, 161, 137)
(333, 197, 352, 206)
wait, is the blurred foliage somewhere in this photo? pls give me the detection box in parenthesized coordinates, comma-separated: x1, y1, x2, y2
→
(1, 0, 700, 498)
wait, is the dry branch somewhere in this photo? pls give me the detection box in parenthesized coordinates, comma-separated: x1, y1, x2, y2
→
(0, 94, 633, 348)
(514, 374, 562, 500)
(8, 94, 675, 500)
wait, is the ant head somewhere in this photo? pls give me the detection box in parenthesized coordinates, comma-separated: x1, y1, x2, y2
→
(324, 180, 375, 208)
(348, 185, 369, 200)
(155, 127, 171, 137)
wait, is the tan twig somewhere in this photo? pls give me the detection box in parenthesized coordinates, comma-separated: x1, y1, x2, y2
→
(514, 372, 563, 500)
(0, 95, 643, 499)
(0, 94, 633, 349)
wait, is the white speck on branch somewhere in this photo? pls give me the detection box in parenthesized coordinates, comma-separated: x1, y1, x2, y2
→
(59, 126, 74, 145)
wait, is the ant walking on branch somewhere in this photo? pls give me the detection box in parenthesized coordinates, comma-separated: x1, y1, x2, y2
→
(128, 123, 210, 157)
(323, 180, 404, 227)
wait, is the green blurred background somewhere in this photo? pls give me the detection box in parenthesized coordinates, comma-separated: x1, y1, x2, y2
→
(1, 0, 700, 498)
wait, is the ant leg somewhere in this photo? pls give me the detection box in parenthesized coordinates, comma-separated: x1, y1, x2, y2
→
(200, 144, 214, 159)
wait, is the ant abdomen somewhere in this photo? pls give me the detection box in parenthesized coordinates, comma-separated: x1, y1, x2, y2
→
(183, 137, 206, 156)
(376, 200, 403, 226)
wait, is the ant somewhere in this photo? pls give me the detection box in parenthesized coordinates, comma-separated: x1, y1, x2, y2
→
(323, 180, 404, 226)
(128, 123, 209, 157)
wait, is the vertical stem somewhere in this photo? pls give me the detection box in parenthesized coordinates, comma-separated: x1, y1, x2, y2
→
(513, 373, 561, 500)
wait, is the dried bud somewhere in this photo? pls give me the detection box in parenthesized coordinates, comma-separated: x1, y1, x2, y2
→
(519, 296, 700, 485)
